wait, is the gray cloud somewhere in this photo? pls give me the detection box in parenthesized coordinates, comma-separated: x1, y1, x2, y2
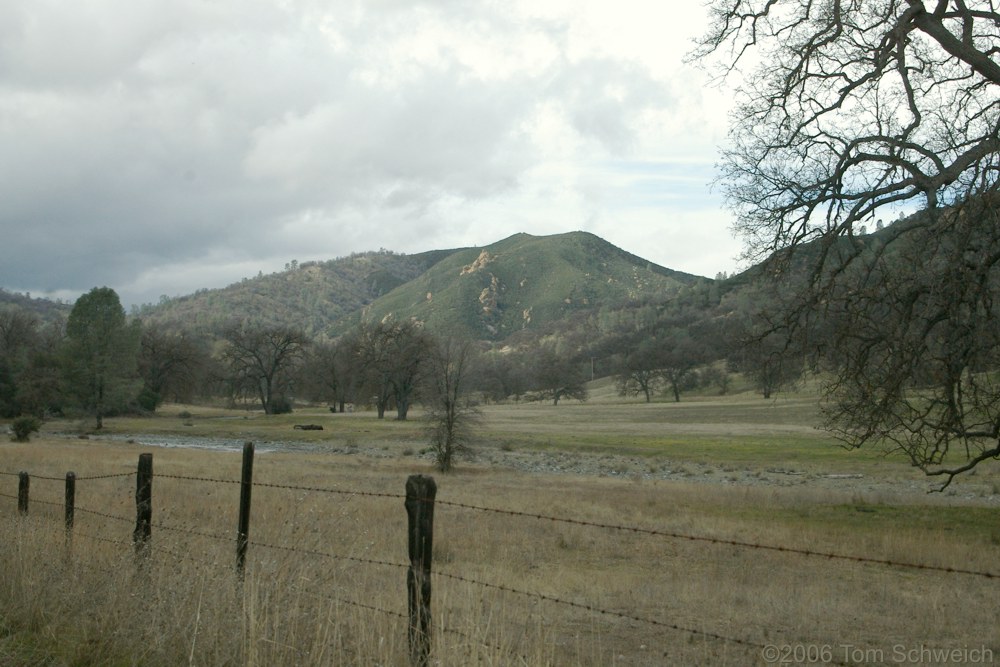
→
(0, 1, 735, 306)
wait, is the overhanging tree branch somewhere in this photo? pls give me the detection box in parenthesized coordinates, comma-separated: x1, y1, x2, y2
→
(698, 1, 1000, 484)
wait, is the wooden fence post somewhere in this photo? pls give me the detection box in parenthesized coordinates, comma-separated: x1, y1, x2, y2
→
(405, 474, 436, 667)
(65, 471, 76, 555)
(236, 441, 254, 578)
(133, 453, 153, 560)
(17, 472, 29, 515)
(65, 472, 76, 532)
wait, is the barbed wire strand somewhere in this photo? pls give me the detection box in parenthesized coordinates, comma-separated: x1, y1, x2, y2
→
(154, 521, 231, 542)
(288, 582, 520, 662)
(74, 506, 134, 524)
(76, 472, 136, 481)
(0, 480, 938, 665)
(157, 473, 407, 502)
(253, 539, 409, 572)
(430, 568, 765, 650)
(431, 498, 1000, 580)
(154, 475, 1000, 579)
(7, 466, 1000, 580)
(0, 469, 134, 481)
(156, 473, 240, 485)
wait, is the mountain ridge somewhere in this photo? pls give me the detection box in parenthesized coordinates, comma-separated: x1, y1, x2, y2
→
(6, 231, 709, 343)
(342, 231, 703, 340)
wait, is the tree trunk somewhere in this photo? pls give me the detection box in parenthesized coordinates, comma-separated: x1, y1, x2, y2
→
(95, 381, 105, 429)
(258, 378, 271, 414)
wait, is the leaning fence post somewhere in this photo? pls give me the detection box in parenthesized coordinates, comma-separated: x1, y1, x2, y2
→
(133, 453, 153, 560)
(17, 472, 29, 515)
(405, 474, 436, 667)
(236, 441, 255, 578)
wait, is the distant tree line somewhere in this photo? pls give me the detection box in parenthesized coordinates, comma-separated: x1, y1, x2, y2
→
(2, 278, 806, 471)
(2, 279, 800, 425)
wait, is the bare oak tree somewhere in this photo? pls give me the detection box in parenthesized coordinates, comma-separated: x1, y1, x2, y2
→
(697, 1, 1000, 487)
(425, 338, 480, 471)
(696, 1, 1000, 255)
(138, 327, 208, 408)
(531, 345, 588, 406)
(222, 322, 309, 414)
(353, 317, 433, 420)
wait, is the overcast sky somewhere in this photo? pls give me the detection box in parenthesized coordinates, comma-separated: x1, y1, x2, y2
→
(1, 0, 741, 307)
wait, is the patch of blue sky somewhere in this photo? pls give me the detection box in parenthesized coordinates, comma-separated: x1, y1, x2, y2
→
(603, 160, 719, 212)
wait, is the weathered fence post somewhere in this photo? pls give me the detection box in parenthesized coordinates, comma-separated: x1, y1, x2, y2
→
(236, 441, 255, 578)
(133, 453, 153, 560)
(405, 474, 436, 667)
(65, 472, 76, 532)
(17, 471, 29, 515)
(65, 471, 76, 554)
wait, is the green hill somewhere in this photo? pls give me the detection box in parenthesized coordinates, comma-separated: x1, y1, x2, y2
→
(135, 250, 453, 337)
(0, 289, 71, 326)
(14, 232, 705, 345)
(342, 232, 702, 340)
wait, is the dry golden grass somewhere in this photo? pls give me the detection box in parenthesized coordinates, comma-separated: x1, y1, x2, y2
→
(1, 419, 999, 665)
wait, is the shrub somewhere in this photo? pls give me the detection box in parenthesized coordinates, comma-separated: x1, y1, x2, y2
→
(136, 387, 160, 412)
(10, 416, 41, 442)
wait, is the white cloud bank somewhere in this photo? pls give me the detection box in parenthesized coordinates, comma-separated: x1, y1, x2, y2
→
(0, 0, 740, 306)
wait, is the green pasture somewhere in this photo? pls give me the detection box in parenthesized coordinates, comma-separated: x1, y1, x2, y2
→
(20, 375, 1000, 493)
(39, 392, 1000, 536)
(47, 391, 1000, 553)
(48, 387, 915, 475)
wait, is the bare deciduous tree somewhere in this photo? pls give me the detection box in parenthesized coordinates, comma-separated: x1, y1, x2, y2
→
(138, 327, 208, 408)
(696, 1, 1000, 486)
(353, 317, 433, 420)
(303, 339, 357, 413)
(531, 345, 588, 406)
(425, 338, 480, 472)
(695, 1, 1000, 257)
(222, 322, 309, 414)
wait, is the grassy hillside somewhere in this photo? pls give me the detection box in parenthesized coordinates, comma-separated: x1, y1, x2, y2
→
(342, 231, 702, 340)
(0, 289, 70, 325)
(6, 231, 710, 346)
(135, 250, 455, 337)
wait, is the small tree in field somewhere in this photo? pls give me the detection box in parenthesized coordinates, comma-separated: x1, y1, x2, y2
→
(425, 338, 480, 472)
(531, 345, 588, 405)
(616, 340, 663, 403)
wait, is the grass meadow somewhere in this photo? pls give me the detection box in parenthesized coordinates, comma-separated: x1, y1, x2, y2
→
(2, 381, 999, 665)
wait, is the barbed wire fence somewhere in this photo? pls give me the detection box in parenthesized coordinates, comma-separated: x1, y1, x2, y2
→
(2, 444, 997, 666)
